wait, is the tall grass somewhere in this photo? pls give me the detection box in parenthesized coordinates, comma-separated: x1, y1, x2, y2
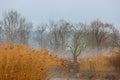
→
(0, 42, 120, 79)
(79, 54, 112, 72)
(0, 42, 63, 80)
(76, 49, 120, 78)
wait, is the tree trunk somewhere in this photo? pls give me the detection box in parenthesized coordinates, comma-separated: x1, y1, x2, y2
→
(73, 55, 77, 63)
(72, 55, 79, 73)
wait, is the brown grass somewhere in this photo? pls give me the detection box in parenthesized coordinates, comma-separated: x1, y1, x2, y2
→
(0, 42, 120, 79)
(0, 42, 63, 80)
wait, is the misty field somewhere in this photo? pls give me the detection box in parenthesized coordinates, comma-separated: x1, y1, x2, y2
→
(0, 0, 120, 79)
(0, 42, 120, 80)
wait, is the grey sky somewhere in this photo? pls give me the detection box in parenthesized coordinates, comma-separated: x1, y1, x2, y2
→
(0, 0, 120, 28)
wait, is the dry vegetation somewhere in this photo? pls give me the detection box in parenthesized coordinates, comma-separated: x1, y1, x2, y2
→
(0, 42, 120, 80)
(60, 49, 120, 79)
(0, 42, 64, 80)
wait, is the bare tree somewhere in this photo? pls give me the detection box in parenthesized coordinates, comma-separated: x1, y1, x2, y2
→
(111, 28, 120, 47)
(0, 21, 2, 40)
(1, 10, 32, 44)
(69, 24, 87, 63)
(89, 20, 116, 49)
(35, 24, 46, 48)
(56, 20, 72, 50)
(47, 20, 72, 51)
(17, 22, 32, 45)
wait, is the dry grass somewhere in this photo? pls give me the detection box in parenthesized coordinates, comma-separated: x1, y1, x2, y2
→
(0, 42, 64, 80)
(77, 48, 120, 72)
(0, 42, 120, 80)
(78, 55, 112, 72)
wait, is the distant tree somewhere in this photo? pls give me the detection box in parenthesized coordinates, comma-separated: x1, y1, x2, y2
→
(111, 28, 120, 47)
(89, 20, 117, 49)
(1, 10, 32, 44)
(17, 22, 32, 45)
(0, 21, 2, 40)
(56, 20, 72, 50)
(35, 24, 46, 48)
(69, 24, 87, 63)
(47, 20, 72, 50)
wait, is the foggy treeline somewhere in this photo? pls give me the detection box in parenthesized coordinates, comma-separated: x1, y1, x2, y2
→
(0, 10, 120, 62)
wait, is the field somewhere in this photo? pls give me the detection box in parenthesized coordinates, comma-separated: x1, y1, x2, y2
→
(0, 42, 120, 80)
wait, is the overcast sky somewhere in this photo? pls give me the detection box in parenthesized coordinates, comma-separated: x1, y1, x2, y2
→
(0, 0, 120, 29)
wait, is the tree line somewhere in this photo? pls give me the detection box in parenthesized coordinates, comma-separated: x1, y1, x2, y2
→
(0, 10, 120, 62)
